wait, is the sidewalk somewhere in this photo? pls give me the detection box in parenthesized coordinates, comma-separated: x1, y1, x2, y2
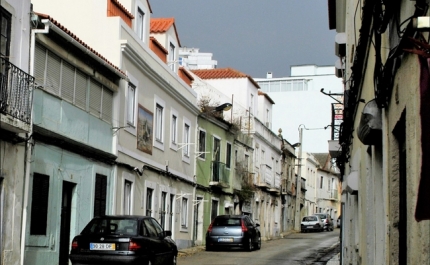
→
(326, 252, 340, 265)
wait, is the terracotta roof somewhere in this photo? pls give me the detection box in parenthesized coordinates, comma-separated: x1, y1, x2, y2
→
(179, 67, 194, 81)
(150, 36, 168, 54)
(110, 0, 134, 19)
(150, 18, 181, 46)
(258, 90, 275, 104)
(191, 68, 260, 88)
(36, 13, 126, 78)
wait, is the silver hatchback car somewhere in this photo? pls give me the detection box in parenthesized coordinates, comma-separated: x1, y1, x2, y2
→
(301, 215, 324, 233)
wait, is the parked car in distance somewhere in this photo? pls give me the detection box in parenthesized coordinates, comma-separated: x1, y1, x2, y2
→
(205, 215, 261, 251)
(313, 213, 334, 231)
(69, 215, 177, 265)
(301, 215, 324, 233)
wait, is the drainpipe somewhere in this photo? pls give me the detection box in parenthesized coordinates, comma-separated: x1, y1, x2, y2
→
(20, 18, 50, 265)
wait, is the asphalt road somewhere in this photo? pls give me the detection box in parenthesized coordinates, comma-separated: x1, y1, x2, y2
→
(178, 229, 340, 265)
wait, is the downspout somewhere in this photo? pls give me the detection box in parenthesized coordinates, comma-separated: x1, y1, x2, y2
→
(20, 19, 50, 265)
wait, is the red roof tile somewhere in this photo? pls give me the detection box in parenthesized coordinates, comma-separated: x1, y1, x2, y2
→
(150, 18, 181, 47)
(36, 13, 126, 78)
(191, 68, 260, 88)
(258, 90, 275, 104)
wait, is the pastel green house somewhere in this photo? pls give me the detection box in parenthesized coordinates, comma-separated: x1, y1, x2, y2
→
(194, 111, 237, 245)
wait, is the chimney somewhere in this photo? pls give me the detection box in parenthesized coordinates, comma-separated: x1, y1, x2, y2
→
(267, 72, 273, 78)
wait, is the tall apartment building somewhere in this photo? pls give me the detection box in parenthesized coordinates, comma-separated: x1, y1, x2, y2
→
(255, 65, 343, 153)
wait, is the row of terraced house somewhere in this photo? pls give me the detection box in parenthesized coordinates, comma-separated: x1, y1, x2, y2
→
(1, 1, 341, 265)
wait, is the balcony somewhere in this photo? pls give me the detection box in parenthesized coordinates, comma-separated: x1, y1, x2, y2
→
(329, 189, 339, 201)
(0, 58, 34, 133)
(210, 161, 230, 188)
(256, 164, 272, 188)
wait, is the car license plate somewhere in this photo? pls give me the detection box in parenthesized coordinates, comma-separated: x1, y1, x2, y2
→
(218, 238, 233, 242)
(90, 243, 115, 250)
(307, 226, 313, 228)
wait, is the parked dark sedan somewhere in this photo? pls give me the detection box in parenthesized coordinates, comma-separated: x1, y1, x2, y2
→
(69, 215, 177, 265)
(205, 215, 261, 251)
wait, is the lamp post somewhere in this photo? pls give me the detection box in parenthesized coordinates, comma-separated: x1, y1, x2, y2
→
(294, 126, 304, 231)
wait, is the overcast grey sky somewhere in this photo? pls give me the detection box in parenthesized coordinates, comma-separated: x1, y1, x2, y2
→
(149, 0, 337, 78)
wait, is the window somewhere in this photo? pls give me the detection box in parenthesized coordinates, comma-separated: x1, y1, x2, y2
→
(181, 197, 188, 228)
(226, 143, 232, 169)
(211, 199, 219, 222)
(155, 104, 164, 142)
(198, 129, 206, 159)
(94, 174, 107, 217)
(124, 180, 132, 215)
(136, 8, 144, 40)
(160, 192, 167, 229)
(171, 114, 177, 144)
(127, 83, 136, 125)
(183, 123, 190, 157)
(34, 44, 114, 123)
(169, 42, 175, 71)
(320, 176, 324, 189)
(30, 173, 50, 235)
(245, 154, 250, 171)
(146, 188, 153, 216)
(0, 8, 11, 58)
(168, 194, 174, 230)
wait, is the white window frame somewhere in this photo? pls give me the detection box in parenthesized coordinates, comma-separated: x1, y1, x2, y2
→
(154, 96, 165, 151)
(182, 117, 191, 163)
(197, 128, 206, 160)
(181, 197, 188, 228)
(123, 180, 133, 215)
(226, 142, 232, 169)
(127, 83, 136, 126)
(136, 8, 145, 40)
(170, 108, 178, 150)
(169, 42, 176, 71)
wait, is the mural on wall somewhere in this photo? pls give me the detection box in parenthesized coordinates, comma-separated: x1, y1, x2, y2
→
(137, 105, 153, 155)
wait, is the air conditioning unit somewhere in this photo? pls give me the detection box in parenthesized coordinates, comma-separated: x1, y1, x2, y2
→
(335, 32, 346, 57)
(335, 58, 345, 78)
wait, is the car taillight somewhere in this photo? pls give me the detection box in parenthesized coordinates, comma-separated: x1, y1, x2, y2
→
(326, 219, 329, 223)
(71, 239, 78, 250)
(129, 240, 141, 251)
(241, 220, 248, 232)
(207, 222, 213, 233)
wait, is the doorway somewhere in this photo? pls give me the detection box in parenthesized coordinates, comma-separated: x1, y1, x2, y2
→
(59, 181, 75, 265)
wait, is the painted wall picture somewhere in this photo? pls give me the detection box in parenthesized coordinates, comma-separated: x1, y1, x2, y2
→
(137, 105, 153, 155)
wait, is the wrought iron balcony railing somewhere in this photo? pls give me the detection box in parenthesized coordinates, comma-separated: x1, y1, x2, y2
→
(211, 161, 230, 188)
(0, 57, 34, 124)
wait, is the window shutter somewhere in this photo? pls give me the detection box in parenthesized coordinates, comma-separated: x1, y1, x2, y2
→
(61, 61, 75, 103)
(89, 80, 102, 118)
(46, 51, 61, 95)
(101, 88, 113, 123)
(75, 70, 87, 110)
(94, 174, 107, 217)
(34, 44, 46, 88)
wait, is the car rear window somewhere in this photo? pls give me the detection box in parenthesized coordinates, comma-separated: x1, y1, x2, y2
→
(82, 218, 138, 235)
(213, 218, 241, 226)
(303, 216, 317, 221)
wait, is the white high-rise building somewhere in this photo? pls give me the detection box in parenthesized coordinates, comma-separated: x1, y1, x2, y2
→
(179, 47, 217, 70)
(255, 65, 343, 153)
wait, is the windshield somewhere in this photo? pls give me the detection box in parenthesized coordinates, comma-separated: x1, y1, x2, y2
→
(213, 218, 241, 226)
(82, 218, 138, 236)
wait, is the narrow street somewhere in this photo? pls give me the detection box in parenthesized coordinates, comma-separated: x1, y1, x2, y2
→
(178, 229, 340, 265)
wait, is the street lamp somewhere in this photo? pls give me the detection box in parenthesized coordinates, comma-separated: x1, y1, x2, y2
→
(294, 125, 304, 231)
(214, 103, 232, 112)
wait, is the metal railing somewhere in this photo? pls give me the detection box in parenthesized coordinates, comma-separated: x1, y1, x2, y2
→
(0, 58, 34, 124)
(211, 161, 230, 187)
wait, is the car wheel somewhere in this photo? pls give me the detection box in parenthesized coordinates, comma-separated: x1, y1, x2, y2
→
(246, 238, 253, 251)
(171, 255, 177, 265)
(254, 235, 261, 250)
